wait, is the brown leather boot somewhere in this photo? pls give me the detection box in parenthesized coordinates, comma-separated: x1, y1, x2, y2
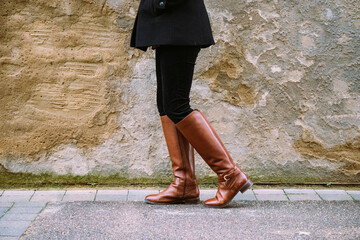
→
(145, 115, 200, 204)
(175, 109, 253, 208)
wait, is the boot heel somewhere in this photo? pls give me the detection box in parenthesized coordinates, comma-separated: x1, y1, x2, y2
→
(184, 197, 200, 204)
(239, 180, 253, 193)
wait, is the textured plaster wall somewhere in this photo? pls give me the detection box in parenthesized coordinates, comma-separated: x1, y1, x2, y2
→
(0, 0, 359, 183)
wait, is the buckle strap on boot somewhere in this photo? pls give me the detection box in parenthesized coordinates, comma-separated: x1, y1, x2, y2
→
(218, 167, 240, 183)
(218, 166, 243, 190)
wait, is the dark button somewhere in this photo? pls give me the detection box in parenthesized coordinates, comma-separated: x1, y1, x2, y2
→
(159, 1, 165, 7)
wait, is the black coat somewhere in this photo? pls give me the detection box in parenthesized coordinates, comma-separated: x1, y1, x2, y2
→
(130, 0, 215, 51)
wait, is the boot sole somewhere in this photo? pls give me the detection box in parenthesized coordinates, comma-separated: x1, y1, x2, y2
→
(204, 179, 254, 208)
(145, 197, 200, 205)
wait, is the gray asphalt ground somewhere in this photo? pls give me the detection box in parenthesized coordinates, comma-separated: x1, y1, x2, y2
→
(20, 201, 360, 240)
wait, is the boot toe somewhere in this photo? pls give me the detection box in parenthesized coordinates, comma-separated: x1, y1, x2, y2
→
(144, 192, 179, 204)
(144, 194, 158, 203)
(203, 197, 218, 206)
(204, 197, 227, 207)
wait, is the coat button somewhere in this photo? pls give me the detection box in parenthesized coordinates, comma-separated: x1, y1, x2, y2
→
(159, 1, 165, 7)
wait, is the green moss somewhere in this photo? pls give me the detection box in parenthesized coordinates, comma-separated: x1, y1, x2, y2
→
(249, 175, 324, 184)
(0, 172, 158, 189)
(0, 171, 221, 189)
(1, 171, 359, 190)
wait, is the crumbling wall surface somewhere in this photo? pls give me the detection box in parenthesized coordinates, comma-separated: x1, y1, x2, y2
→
(0, 0, 359, 183)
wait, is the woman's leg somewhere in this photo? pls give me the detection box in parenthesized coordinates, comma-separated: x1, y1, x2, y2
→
(156, 47, 253, 208)
(155, 45, 252, 207)
(144, 46, 199, 204)
(155, 47, 166, 116)
(157, 45, 201, 124)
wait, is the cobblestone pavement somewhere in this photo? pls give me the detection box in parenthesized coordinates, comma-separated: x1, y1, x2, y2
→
(0, 189, 359, 239)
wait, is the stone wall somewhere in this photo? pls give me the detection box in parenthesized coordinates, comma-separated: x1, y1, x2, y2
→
(1, 0, 359, 184)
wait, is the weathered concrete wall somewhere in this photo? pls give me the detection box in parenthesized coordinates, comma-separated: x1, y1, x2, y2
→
(1, 0, 359, 184)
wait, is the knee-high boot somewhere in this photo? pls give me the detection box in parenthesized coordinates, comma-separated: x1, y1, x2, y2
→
(175, 109, 253, 207)
(145, 115, 200, 204)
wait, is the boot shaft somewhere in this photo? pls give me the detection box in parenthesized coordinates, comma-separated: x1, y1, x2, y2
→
(175, 110, 252, 207)
(161, 115, 197, 186)
(175, 110, 235, 175)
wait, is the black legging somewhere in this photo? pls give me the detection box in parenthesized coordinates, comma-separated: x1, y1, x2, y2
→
(155, 45, 201, 124)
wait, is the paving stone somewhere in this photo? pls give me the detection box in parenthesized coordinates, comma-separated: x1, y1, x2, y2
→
(0, 191, 34, 202)
(0, 213, 38, 221)
(284, 189, 322, 201)
(199, 190, 217, 201)
(286, 195, 322, 201)
(254, 189, 285, 194)
(233, 190, 257, 201)
(255, 194, 289, 201)
(0, 220, 32, 228)
(0, 236, 19, 240)
(62, 190, 97, 202)
(0, 208, 9, 217)
(284, 189, 316, 194)
(0, 221, 31, 237)
(0, 203, 13, 208)
(253, 189, 288, 201)
(1, 191, 34, 197)
(30, 190, 65, 202)
(315, 189, 353, 201)
(127, 190, 159, 201)
(95, 190, 128, 201)
(7, 207, 43, 215)
(0, 225, 28, 237)
(12, 202, 47, 208)
(346, 191, 360, 201)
